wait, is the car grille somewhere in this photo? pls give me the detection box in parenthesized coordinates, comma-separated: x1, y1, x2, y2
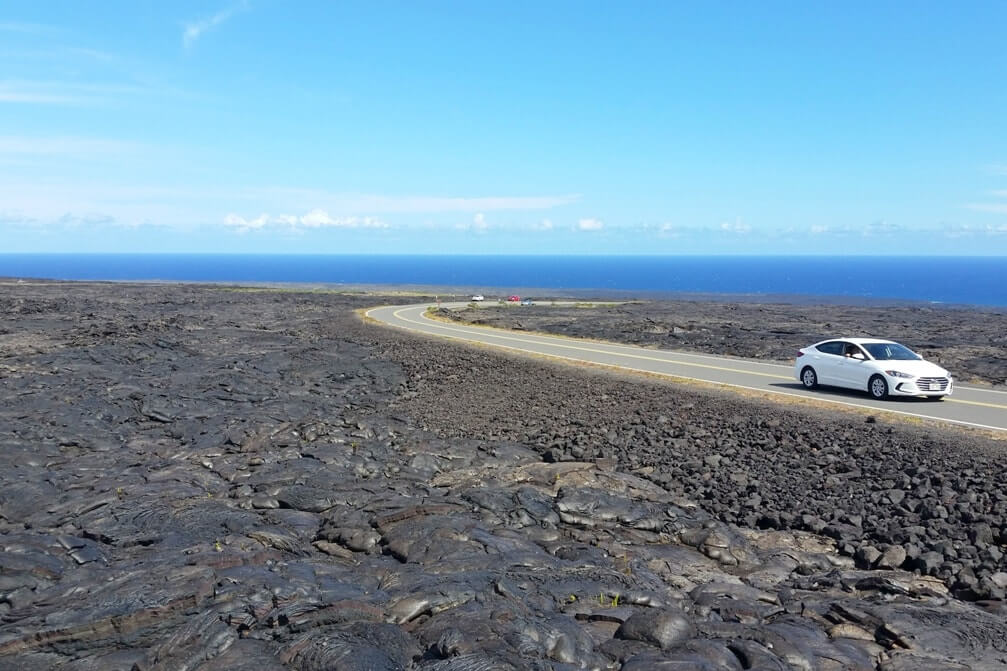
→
(916, 377, 949, 391)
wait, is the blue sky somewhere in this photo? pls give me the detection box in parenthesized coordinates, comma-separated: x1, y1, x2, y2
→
(2, 1, 1006, 254)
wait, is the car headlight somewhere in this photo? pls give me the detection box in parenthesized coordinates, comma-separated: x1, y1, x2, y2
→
(885, 370, 913, 378)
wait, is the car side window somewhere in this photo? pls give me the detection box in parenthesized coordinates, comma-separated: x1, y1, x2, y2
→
(843, 343, 866, 359)
(816, 341, 843, 355)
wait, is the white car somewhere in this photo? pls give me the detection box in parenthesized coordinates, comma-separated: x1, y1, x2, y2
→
(470, 295, 485, 302)
(794, 338, 952, 400)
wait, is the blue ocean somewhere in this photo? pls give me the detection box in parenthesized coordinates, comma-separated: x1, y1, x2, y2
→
(1, 255, 1004, 307)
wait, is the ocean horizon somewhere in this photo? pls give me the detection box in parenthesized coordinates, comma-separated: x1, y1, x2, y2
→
(1, 254, 1005, 308)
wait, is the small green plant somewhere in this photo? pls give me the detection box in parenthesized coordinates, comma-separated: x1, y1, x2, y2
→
(598, 591, 619, 607)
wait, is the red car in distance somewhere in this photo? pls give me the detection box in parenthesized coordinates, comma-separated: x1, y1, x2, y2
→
(506, 295, 520, 302)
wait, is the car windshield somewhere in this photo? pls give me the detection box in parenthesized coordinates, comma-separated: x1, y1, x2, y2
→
(862, 342, 921, 361)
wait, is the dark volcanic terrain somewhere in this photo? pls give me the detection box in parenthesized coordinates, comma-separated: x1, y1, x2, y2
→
(1, 282, 1005, 670)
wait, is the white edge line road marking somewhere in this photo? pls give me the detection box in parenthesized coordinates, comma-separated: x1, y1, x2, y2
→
(420, 304, 1007, 397)
(383, 305, 1007, 417)
(398, 307, 1007, 408)
(367, 305, 1007, 433)
(420, 300, 1002, 394)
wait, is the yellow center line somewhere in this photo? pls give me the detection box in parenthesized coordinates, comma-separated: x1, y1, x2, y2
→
(948, 397, 1007, 409)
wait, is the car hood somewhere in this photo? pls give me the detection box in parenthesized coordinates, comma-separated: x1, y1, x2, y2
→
(877, 359, 950, 378)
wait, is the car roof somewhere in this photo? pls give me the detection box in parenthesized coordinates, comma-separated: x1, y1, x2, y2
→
(818, 337, 898, 346)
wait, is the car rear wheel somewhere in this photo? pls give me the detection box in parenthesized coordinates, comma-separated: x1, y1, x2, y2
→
(869, 375, 889, 400)
(800, 367, 818, 389)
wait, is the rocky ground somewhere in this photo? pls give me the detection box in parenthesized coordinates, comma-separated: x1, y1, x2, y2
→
(1, 281, 1005, 670)
(445, 300, 1007, 387)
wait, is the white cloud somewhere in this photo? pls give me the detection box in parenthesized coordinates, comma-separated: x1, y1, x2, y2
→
(864, 220, 902, 235)
(810, 225, 829, 235)
(472, 212, 488, 230)
(990, 190, 1007, 198)
(224, 213, 269, 230)
(223, 209, 389, 232)
(941, 223, 975, 239)
(655, 223, 681, 239)
(718, 218, 750, 233)
(183, 1, 248, 48)
(534, 218, 554, 231)
(577, 218, 603, 231)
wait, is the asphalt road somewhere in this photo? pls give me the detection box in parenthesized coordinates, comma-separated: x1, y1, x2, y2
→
(367, 302, 1007, 433)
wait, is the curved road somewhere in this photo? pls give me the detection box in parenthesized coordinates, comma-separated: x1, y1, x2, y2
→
(367, 302, 1007, 433)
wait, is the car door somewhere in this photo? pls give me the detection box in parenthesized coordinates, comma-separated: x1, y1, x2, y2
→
(834, 342, 869, 389)
(845, 344, 876, 390)
(812, 341, 845, 385)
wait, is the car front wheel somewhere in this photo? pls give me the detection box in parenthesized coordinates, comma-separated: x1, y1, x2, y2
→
(869, 375, 889, 400)
(801, 367, 818, 389)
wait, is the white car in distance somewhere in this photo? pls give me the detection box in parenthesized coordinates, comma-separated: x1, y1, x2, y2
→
(794, 338, 953, 400)
(470, 295, 485, 302)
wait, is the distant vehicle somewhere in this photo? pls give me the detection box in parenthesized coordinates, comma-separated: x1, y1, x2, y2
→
(521, 298, 534, 305)
(507, 295, 520, 302)
(470, 295, 484, 302)
(794, 338, 952, 400)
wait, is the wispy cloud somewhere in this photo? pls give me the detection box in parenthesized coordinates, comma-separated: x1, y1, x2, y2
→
(862, 219, 904, 236)
(0, 135, 141, 156)
(183, 2, 249, 48)
(0, 210, 38, 225)
(0, 80, 153, 106)
(223, 209, 388, 232)
(990, 190, 1007, 198)
(967, 203, 1007, 215)
(0, 175, 581, 231)
(0, 21, 58, 34)
(0, 81, 85, 105)
(577, 218, 604, 231)
(264, 190, 581, 213)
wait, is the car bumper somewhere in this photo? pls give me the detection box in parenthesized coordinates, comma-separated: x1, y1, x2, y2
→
(887, 376, 953, 397)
